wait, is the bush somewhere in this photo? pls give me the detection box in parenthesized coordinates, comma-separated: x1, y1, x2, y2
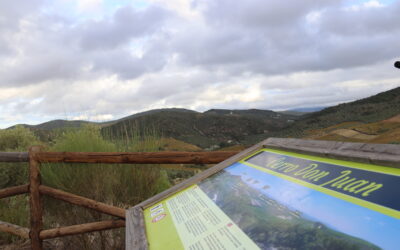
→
(0, 195, 29, 245)
(0, 126, 40, 152)
(0, 126, 40, 189)
(0, 126, 40, 244)
(0, 124, 171, 248)
(40, 125, 170, 249)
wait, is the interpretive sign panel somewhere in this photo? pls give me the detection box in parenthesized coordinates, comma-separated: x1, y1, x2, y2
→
(141, 148, 399, 250)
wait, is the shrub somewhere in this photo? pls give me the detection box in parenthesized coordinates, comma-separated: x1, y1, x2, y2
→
(0, 124, 172, 248)
(0, 126, 40, 244)
(0, 125, 40, 152)
(40, 124, 170, 249)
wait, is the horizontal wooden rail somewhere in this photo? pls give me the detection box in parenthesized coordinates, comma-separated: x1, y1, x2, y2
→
(39, 185, 125, 219)
(0, 184, 29, 199)
(0, 220, 30, 239)
(35, 151, 239, 164)
(40, 220, 125, 239)
(0, 152, 29, 162)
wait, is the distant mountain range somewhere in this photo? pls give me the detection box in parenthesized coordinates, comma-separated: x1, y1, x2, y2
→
(290, 107, 326, 112)
(5, 86, 400, 148)
(280, 106, 326, 116)
(9, 119, 93, 130)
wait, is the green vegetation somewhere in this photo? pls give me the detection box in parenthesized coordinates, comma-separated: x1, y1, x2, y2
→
(0, 126, 39, 245)
(15, 108, 297, 149)
(0, 125, 174, 249)
(0, 125, 40, 152)
(100, 108, 297, 149)
(280, 87, 400, 138)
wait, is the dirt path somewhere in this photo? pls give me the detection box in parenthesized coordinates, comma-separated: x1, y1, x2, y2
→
(332, 129, 378, 140)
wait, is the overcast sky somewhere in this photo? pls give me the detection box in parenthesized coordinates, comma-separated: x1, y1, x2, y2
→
(0, 0, 399, 128)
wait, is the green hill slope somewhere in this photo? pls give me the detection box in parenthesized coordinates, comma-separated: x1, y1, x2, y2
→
(9, 119, 95, 130)
(100, 108, 296, 148)
(279, 86, 400, 137)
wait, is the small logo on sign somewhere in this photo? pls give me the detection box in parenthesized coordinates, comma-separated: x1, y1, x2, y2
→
(152, 213, 166, 223)
(150, 203, 163, 212)
(151, 208, 165, 218)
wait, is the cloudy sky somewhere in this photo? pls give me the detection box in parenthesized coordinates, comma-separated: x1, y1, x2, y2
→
(0, 0, 399, 128)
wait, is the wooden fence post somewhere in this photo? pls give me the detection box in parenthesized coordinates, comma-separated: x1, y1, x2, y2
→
(29, 146, 44, 250)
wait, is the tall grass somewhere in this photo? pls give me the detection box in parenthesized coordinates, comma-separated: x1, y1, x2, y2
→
(40, 124, 170, 249)
(0, 124, 171, 248)
(101, 120, 162, 152)
(0, 126, 39, 245)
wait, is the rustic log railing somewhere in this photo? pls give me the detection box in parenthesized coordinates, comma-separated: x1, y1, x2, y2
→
(0, 148, 238, 250)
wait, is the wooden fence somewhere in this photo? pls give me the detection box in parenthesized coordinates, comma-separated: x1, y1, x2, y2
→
(0, 146, 238, 250)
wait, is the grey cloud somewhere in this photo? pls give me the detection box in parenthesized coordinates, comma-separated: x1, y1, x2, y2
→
(136, 70, 221, 100)
(172, 27, 260, 68)
(0, 4, 172, 87)
(196, 0, 340, 28)
(95, 30, 173, 80)
(320, 1, 400, 36)
(91, 47, 167, 79)
(0, 43, 13, 58)
(26, 70, 223, 117)
(0, 0, 44, 30)
(78, 6, 169, 50)
(2, 0, 399, 88)
(0, 50, 84, 86)
(0, 0, 44, 63)
(174, 0, 400, 75)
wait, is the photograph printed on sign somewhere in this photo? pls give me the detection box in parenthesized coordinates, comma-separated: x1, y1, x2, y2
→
(197, 152, 399, 250)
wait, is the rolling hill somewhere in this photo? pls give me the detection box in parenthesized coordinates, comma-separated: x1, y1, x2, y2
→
(9, 119, 95, 130)
(100, 108, 298, 148)
(278, 86, 400, 139)
(6, 108, 298, 149)
(4, 86, 400, 148)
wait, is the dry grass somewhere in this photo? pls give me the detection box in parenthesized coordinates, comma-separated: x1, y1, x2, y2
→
(305, 114, 400, 144)
(369, 127, 400, 144)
